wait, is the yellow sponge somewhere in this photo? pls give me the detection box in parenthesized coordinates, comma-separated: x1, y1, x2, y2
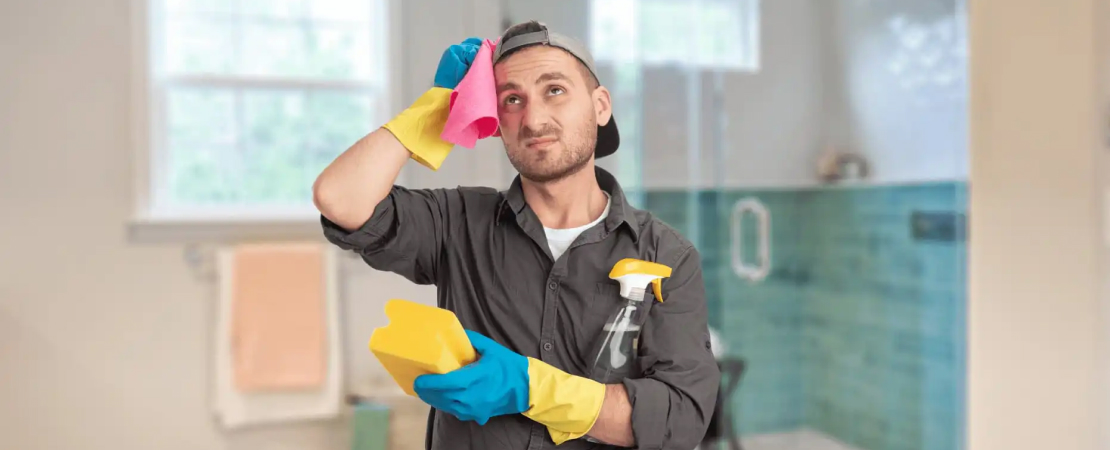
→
(368, 299, 476, 396)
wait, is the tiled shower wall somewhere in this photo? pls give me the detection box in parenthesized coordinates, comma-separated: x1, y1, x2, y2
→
(642, 182, 967, 450)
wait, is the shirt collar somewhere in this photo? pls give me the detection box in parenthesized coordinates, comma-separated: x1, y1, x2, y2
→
(499, 166, 641, 242)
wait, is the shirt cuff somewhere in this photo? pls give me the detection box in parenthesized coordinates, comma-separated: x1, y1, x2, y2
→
(621, 377, 670, 450)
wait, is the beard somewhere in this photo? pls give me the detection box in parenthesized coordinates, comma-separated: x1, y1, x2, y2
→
(505, 118, 597, 184)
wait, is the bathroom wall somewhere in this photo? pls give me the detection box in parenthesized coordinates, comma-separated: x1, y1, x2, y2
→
(644, 183, 967, 450)
(798, 184, 966, 450)
(634, 1, 969, 448)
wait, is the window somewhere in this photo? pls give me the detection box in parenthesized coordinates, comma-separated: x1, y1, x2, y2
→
(139, 0, 390, 223)
(589, 0, 760, 71)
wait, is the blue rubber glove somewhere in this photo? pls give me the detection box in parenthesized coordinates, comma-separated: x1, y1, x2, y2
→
(413, 330, 529, 425)
(433, 37, 483, 89)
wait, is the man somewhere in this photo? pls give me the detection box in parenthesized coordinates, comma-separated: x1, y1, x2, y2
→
(313, 20, 719, 450)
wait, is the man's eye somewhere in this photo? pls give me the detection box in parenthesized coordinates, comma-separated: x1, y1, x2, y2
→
(504, 95, 521, 105)
(549, 87, 565, 95)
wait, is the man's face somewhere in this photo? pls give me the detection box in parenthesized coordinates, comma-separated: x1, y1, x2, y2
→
(494, 46, 611, 183)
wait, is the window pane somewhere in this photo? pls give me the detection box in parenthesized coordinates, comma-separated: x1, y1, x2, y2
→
(161, 0, 376, 80)
(240, 0, 307, 19)
(590, 0, 637, 64)
(640, 2, 696, 66)
(239, 20, 373, 80)
(164, 0, 236, 15)
(167, 88, 236, 146)
(309, 0, 372, 21)
(240, 20, 307, 77)
(301, 91, 375, 173)
(239, 0, 372, 23)
(698, 1, 747, 67)
(162, 86, 373, 210)
(164, 16, 236, 75)
(165, 87, 239, 204)
(239, 89, 310, 204)
(154, 1, 385, 217)
(310, 24, 376, 82)
(239, 89, 373, 204)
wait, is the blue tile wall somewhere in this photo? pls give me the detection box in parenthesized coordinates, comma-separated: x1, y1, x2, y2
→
(640, 182, 967, 450)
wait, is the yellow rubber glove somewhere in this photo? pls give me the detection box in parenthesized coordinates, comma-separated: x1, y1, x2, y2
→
(381, 87, 454, 171)
(522, 357, 606, 445)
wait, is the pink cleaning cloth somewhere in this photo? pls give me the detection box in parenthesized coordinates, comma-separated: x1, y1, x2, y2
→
(441, 38, 501, 148)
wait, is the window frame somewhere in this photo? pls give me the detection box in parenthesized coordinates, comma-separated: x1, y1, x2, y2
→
(127, 0, 402, 243)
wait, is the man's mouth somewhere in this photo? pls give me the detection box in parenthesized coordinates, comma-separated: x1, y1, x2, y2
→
(524, 136, 558, 149)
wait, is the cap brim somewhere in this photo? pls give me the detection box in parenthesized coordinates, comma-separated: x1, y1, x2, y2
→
(596, 113, 619, 159)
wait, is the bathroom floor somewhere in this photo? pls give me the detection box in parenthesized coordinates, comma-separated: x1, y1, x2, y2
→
(744, 429, 863, 450)
(697, 429, 864, 450)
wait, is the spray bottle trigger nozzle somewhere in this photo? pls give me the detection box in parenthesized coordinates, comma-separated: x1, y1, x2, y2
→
(652, 279, 663, 302)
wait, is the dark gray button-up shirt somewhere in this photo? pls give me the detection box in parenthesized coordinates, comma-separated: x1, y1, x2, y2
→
(321, 167, 720, 450)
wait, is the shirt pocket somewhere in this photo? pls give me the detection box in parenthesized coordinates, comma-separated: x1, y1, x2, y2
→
(576, 281, 656, 380)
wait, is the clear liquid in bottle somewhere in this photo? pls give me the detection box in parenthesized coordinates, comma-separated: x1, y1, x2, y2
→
(588, 288, 649, 384)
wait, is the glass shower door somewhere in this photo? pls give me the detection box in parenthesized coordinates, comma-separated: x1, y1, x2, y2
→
(502, 1, 968, 449)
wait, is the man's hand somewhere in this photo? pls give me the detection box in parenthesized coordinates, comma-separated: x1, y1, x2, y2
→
(413, 330, 610, 445)
(413, 330, 530, 424)
(315, 36, 488, 219)
(434, 37, 483, 89)
(374, 36, 484, 171)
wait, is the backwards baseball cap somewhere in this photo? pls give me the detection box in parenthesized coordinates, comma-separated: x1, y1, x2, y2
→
(492, 21, 620, 159)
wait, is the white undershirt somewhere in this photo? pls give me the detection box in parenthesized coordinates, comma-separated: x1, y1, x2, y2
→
(543, 193, 611, 261)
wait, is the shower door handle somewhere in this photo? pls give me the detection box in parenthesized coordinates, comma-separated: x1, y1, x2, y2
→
(730, 197, 771, 282)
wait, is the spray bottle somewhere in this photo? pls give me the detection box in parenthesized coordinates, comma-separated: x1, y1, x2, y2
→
(588, 258, 672, 384)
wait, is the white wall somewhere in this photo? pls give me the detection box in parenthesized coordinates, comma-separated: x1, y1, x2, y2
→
(968, 0, 1107, 449)
(0, 1, 502, 449)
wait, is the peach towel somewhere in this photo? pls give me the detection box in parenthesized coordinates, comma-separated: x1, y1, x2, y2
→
(230, 242, 327, 391)
(214, 242, 342, 428)
(441, 38, 501, 148)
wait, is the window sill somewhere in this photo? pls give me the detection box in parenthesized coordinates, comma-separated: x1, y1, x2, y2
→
(127, 214, 324, 245)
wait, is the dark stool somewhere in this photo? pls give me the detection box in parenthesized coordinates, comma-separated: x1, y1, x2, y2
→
(700, 358, 745, 450)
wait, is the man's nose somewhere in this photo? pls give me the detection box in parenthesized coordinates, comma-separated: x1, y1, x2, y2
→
(521, 101, 551, 134)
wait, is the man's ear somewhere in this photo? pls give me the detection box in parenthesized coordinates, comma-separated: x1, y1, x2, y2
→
(593, 86, 613, 126)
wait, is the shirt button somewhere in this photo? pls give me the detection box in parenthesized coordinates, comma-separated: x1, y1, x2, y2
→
(547, 281, 557, 291)
(543, 342, 553, 351)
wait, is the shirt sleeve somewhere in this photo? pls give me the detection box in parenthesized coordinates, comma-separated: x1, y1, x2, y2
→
(621, 243, 720, 450)
(320, 185, 458, 285)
